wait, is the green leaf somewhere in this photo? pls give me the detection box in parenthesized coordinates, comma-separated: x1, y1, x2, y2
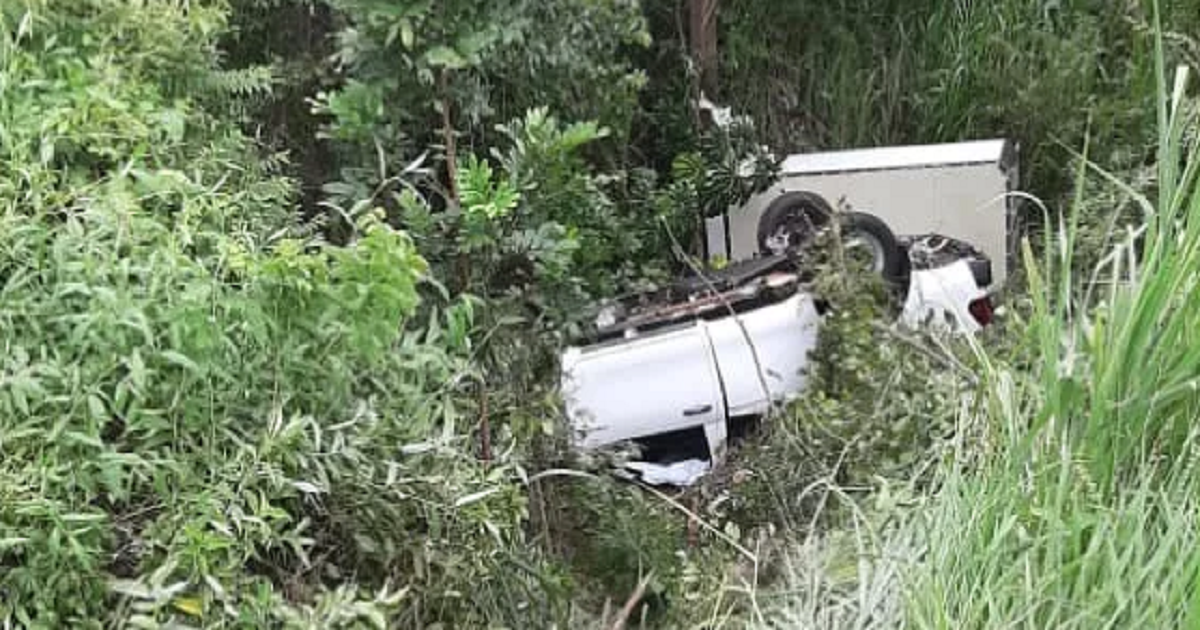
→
(423, 45, 468, 69)
(292, 481, 324, 495)
(172, 596, 204, 617)
(454, 487, 500, 508)
(160, 350, 202, 375)
(109, 579, 153, 600)
(61, 512, 106, 524)
(0, 538, 29, 552)
(64, 431, 105, 449)
(400, 19, 415, 49)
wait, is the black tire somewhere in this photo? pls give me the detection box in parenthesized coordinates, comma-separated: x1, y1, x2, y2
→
(755, 191, 834, 257)
(756, 192, 908, 286)
(838, 211, 907, 286)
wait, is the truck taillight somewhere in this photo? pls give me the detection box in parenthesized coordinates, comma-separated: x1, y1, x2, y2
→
(968, 297, 994, 326)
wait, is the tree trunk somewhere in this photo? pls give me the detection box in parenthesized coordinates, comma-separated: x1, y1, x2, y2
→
(688, 0, 719, 259)
(439, 69, 458, 203)
(689, 0, 719, 99)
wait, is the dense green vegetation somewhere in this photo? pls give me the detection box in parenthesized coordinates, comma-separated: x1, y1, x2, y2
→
(1, 0, 1198, 628)
(764, 55, 1200, 629)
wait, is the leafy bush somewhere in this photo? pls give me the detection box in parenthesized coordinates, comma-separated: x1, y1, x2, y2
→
(0, 3, 572, 627)
(315, 0, 650, 197)
(18, 0, 1200, 627)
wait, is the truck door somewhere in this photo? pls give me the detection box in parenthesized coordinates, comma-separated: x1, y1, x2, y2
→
(561, 322, 726, 452)
(704, 293, 821, 417)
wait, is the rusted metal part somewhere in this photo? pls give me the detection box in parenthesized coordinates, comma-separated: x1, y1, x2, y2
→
(595, 258, 802, 340)
(618, 277, 780, 326)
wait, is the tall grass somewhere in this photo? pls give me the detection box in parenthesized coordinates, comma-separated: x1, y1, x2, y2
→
(719, 0, 1183, 199)
(906, 43, 1200, 625)
(762, 9, 1200, 628)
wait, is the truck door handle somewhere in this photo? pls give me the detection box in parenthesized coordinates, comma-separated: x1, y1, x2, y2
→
(683, 404, 713, 417)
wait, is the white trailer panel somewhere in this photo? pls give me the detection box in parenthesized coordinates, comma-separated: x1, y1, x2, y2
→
(708, 139, 1019, 286)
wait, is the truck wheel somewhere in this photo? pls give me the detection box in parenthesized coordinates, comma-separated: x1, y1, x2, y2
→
(756, 191, 834, 256)
(839, 211, 908, 286)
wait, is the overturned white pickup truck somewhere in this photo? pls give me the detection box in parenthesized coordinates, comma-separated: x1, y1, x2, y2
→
(561, 227, 995, 464)
(561, 140, 1017, 464)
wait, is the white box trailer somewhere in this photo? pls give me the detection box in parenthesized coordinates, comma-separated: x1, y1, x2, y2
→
(705, 139, 1020, 287)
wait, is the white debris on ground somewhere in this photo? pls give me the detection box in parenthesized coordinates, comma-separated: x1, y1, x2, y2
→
(624, 459, 711, 487)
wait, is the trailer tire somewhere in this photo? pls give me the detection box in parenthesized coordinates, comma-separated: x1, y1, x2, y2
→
(756, 191, 834, 256)
(838, 211, 908, 286)
(757, 194, 908, 286)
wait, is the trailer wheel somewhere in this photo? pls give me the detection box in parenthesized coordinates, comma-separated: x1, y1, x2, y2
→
(757, 194, 908, 286)
(756, 191, 834, 256)
(838, 212, 908, 286)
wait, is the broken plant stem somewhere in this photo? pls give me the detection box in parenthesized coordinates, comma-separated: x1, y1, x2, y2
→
(609, 571, 654, 630)
(479, 384, 491, 464)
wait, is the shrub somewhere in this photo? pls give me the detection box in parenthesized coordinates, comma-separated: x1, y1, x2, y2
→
(0, 3, 568, 627)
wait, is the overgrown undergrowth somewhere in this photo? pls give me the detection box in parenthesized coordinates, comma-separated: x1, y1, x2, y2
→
(762, 20, 1200, 630)
(0, 4, 565, 626)
(6, 0, 1200, 628)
